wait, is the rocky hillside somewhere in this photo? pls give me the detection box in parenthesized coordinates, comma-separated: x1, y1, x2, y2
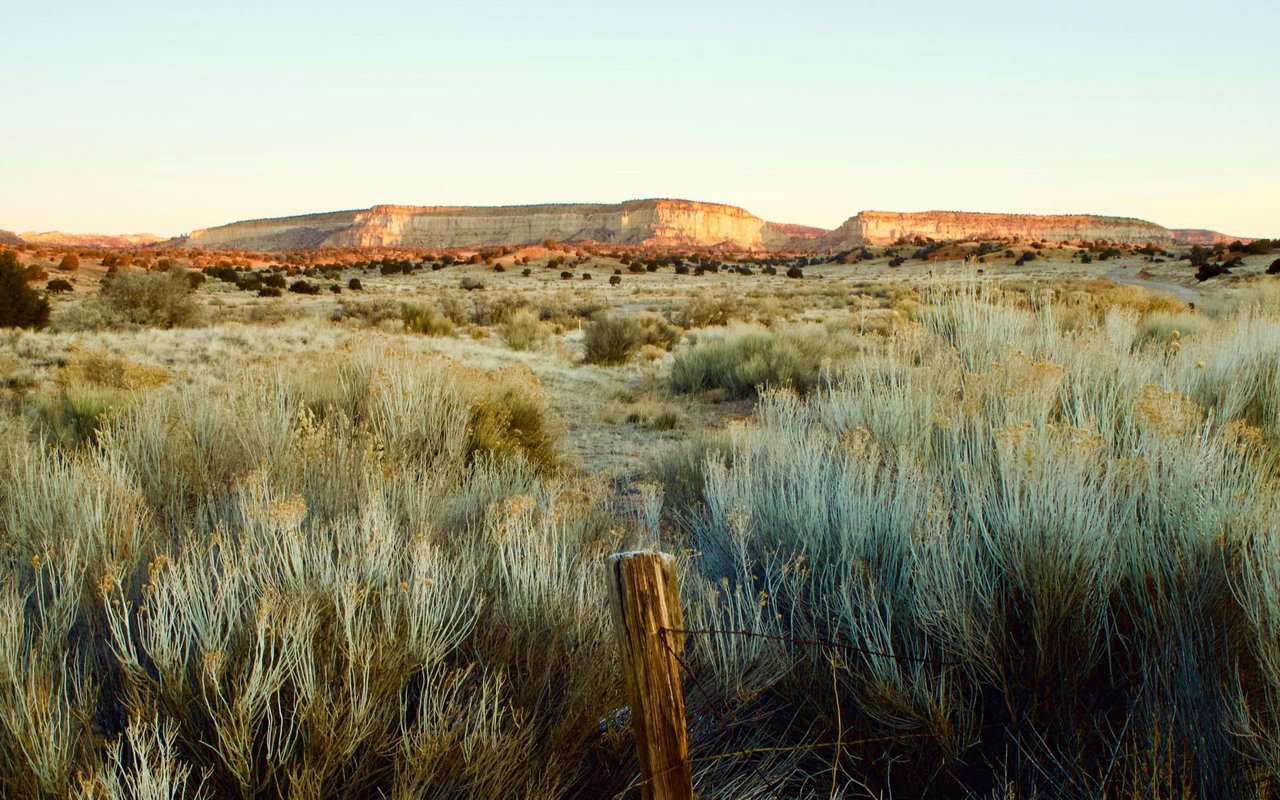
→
(1170, 228, 1253, 246)
(183, 200, 784, 252)
(18, 231, 165, 248)
(0, 230, 21, 245)
(820, 211, 1181, 248)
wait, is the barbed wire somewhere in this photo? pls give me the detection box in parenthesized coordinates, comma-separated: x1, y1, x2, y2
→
(609, 625, 962, 799)
(664, 626, 960, 667)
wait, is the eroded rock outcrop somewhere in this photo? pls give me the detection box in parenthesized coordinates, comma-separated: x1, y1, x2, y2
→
(821, 211, 1178, 248)
(185, 200, 780, 251)
(1171, 228, 1252, 246)
(19, 231, 166, 248)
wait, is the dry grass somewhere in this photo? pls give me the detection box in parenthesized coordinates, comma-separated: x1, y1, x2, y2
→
(2, 263, 1279, 797)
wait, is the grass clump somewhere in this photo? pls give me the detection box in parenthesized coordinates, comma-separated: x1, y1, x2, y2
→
(83, 268, 203, 328)
(463, 367, 561, 475)
(583, 313, 681, 365)
(497, 308, 548, 351)
(670, 324, 856, 398)
(34, 349, 170, 447)
(401, 301, 456, 336)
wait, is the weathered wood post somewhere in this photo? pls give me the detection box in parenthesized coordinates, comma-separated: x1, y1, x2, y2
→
(608, 551, 694, 800)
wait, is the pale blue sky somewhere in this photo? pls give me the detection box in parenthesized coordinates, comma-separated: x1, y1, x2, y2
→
(4, 1, 1277, 237)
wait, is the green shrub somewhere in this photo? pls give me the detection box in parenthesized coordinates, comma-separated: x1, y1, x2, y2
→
(0, 251, 50, 328)
(402, 302, 455, 336)
(670, 324, 855, 398)
(465, 370, 560, 474)
(583, 313, 682, 366)
(46, 278, 73, 293)
(89, 267, 202, 328)
(497, 308, 547, 351)
(670, 295, 736, 328)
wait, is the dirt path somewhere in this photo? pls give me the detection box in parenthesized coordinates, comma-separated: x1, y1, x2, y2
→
(1105, 268, 1201, 304)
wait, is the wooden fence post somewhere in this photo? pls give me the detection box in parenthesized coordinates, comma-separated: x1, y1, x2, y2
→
(608, 551, 694, 800)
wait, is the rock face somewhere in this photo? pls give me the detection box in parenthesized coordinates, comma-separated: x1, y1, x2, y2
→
(0, 230, 21, 245)
(178, 201, 1254, 252)
(1171, 229, 1252, 246)
(821, 211, 1178, 248)
(184, 200, 782, 252)
(19, 231, 165, 248)
(762, 222, 830, 250)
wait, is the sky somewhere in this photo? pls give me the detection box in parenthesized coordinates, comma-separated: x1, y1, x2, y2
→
(3, 1, 1278, 237)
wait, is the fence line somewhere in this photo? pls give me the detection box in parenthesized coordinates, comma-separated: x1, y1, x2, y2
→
(609, 551, 958, 799)
(662, 626, 960, 667)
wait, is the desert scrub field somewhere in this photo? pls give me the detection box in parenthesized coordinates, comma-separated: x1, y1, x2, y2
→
(2, 257, 1280, 797)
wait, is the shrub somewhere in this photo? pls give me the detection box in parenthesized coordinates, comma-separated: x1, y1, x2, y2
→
(785, 266, 804, 279)
(671, 295, 736, 328)
(465, 372, 561, 475)
(46, 278, 73, 293)
(1268, 258, 1280, 275)
(288, 279, 320, 294)
(521, 268, 532, 277)
(497, 308, 547, 351)
(263, 272, 287, 289)
(401, 302, 455, 336)
(579, 313, 682, 366)
(58, 253, 80, 271)
(0, 251, 51, 328)
(257, 287, 282, 298)
(1196, 262, 1231, 282)
(24, 262, 48, 282)
(348, 278, 363, 291)
(86, 267, 201, 328)
(655, 289, 1280, 796)
(560, 271, 573, 280)
(670, 324, 855, 398)
(609, 274, 622, 286)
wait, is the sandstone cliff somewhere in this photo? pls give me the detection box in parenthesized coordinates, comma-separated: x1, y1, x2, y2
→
(184, 200, 778, 252)
(19, 231, 165, 248)
(177, 201, 1253, 253)
(820, 211, 1178, 248)
(1171, 229, 1252, 246)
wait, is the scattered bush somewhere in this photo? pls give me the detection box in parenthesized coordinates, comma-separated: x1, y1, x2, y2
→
(497, 308, 547, 351)
(583, 313, 682, 365)
(1, 251, 51, 328)
(670, 324, 855, 397)
(347, 277, 363, 290)
(58, 253, 80, 271)
(46, 278, 73, 293)
(86, 267, 202, 328)
(401, 302, 456, 336)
